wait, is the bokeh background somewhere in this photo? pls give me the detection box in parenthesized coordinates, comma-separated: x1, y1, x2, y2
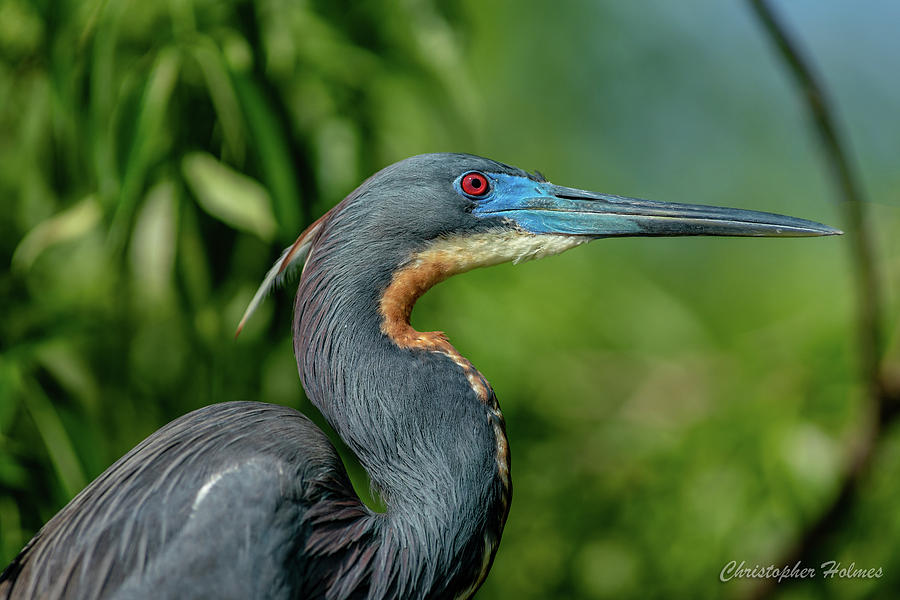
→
(2, 0, 899, 598)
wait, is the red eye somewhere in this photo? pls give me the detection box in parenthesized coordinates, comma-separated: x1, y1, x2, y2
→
(460, 172, 490, 197)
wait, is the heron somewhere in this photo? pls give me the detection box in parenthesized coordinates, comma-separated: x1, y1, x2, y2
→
(1, 154, 838, 599)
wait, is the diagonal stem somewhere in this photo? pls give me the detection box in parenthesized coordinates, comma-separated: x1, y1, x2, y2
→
(744, 1, 896, 598)
(748, 0, 882, 382)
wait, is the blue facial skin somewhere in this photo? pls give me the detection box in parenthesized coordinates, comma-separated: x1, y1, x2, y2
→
(463, 173, 639, 236)
(456, 172, 841, 239)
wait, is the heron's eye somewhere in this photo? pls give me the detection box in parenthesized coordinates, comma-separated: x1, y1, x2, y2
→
(460, 172, 490, 197)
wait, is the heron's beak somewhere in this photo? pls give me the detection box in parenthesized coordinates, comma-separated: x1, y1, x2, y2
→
(474, 179, 841, 238)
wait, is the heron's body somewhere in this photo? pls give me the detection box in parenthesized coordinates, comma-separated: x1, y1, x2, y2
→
(0, 154, 837, 599)
(1, 400, 501, 599)
(2, 404, 347, 599)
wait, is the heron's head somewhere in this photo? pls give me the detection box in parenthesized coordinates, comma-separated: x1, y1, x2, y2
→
(348, 152, 840, 270)
(237, 153, 839, 334)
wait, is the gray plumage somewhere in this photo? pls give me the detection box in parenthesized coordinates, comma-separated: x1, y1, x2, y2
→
(1, 403, 362, 599)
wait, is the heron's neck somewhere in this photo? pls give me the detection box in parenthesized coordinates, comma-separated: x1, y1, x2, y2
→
(293, 233, 511, 599)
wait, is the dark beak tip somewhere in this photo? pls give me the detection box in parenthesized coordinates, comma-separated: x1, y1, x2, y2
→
(816, 225, 843, 236)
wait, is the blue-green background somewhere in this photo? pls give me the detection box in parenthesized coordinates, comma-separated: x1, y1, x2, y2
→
(1, 1, 899, 598)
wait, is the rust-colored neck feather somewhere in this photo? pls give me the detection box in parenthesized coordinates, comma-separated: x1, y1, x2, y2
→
(377, 235, 505, 403)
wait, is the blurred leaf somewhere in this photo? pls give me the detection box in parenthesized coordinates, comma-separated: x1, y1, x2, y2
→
(109, 46, 180, 248)
(182, 152, 276, 241)
(0, 455, 28, 489)
(0, 360, 22, 436)
(189, 37, 246, 163)
(129, 180, 178, 308)
(11, 196, 102, 271)
(0, 0, 44, 59)
(231, 73, 301, 238)
(0, 497, 24, 564)
(22, 378, 86, 500)
(177, 200, 213, 308)
(89, 0, 125, 203)
(32, 342, 101, 414)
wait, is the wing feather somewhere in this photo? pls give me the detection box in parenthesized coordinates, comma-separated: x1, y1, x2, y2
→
(235, 217, 326, 337)
(0, 402, 359, 600)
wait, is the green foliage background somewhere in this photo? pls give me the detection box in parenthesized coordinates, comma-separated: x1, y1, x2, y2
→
(1, 0, 899, 598)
